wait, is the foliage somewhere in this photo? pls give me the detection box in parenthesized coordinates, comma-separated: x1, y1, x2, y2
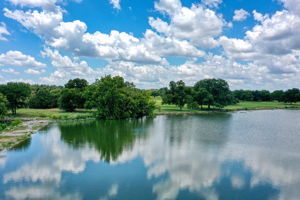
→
(283, 88, 300, 103)
(58, 88, 80, 112)
(0, 93, 8, 117)
(65, 78, 88, 108)
(29, 87, 58, 109)
(162, 80, 189, 110)
(0, 82, 31, 115)
(65, 78, 88, 90)
(194, 79, 235, 108)
(89, 75, 155, 119)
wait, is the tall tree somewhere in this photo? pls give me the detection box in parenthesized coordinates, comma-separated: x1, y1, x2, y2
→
(194, 79, 234, 108)
(163, 80, 188, 110)
(65, 78, 88, 108)
(90, 75, 155, 119)
(58, 88, 80, 112)
(0, 82, 31, 115)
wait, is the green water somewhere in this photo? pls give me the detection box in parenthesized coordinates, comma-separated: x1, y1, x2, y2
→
(0, 110, 300, 200)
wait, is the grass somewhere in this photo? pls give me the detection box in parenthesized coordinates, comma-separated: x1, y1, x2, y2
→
(4, 99, 300, 119)
(152, 96, 300, 114)
(14, 108, 95, 120)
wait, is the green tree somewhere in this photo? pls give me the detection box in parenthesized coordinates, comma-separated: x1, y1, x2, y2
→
(194, 88, 210, 109)
(0, 93, 8, 117)
(283, 88, 300, 103)
(271, 90, 284, 101)
(0, 82, 31, 115)
(65, 78, 88, 108)
(91, 75, 155, 119)
(29, 88, 56, 109)
(162, 80, 188, 110)
(58, 88, 80, 112)
(65, 78, 88, 90)
(194, 79, 234, 108)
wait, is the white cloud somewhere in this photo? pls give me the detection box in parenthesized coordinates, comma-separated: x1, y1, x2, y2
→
(3, 8, 63, 39)
(7, 0, 58, 10)
(202, 0, 223, 8)
(0, 51, 46, 68)
(109, 0, 121, 9)
(25, 68, 45, 75)
(233, 9, 249, 21)
(151, 0, 224, 48)
(1, 68, 19, 74)
(0, 22, 10, 41)
(279, 0, 300, 17)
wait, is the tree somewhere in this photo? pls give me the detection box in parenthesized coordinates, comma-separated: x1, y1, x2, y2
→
(194, 88, 210, 109)
(90, 75, 155, 119)
(29, 88, 57, 109)
(162, 80, 188, 110)
(233, 90, 254, 101)
(271, 90, 284, 101)
(0, 82, 31, 115)
(283, 88, 300, 103)
(0, 93, 8, 117)
(194, 79, 234, 108)
(65, 78, 88, 90)
(65, 78, 88, 108)
(58, 88, 80, 112)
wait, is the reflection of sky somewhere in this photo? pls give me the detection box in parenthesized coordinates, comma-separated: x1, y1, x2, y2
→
(0, 110, 300, 200)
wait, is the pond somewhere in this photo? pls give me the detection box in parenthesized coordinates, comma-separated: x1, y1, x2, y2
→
(0, 110, 300, 200)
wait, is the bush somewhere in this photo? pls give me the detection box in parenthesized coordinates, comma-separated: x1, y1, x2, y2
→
(11, 119, 22, 126)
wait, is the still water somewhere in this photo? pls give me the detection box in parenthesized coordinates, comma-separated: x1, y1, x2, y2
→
(0, 110, 300, 200)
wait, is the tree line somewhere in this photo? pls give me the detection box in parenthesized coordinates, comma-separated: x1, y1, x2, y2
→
(0, 76, 299, 119)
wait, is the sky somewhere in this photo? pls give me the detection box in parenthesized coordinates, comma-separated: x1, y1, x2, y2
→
(0, 0, 300, 90)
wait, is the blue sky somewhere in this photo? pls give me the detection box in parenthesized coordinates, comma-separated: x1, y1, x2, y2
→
(0, 0, 299, 90)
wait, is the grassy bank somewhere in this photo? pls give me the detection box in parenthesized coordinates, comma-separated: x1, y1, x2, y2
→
(14, 108, 95, 120)
(153, 97, 300, 114)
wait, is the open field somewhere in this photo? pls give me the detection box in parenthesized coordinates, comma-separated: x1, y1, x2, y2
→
(153, 97, 300, 114)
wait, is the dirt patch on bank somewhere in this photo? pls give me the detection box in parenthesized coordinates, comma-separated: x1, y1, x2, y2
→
(0, 118, 52, 152)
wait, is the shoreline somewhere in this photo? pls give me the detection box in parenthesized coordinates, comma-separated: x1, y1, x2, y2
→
(0, 118, 52, 153)
(1, 106, 300, 152)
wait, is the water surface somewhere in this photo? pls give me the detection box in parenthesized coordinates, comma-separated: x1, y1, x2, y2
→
(0, 110, 300, 200)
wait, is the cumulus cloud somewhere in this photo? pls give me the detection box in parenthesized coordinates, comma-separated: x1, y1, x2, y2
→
(152, 0, 224, 48)
(233, 9, 249, 21)
(279, 0, 300, 16)
(0, 51, 46, 68)
(109, 0, 121, 9)
(0, 22, 10, 41)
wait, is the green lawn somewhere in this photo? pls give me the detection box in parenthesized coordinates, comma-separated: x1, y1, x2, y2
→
(9, 99, 300, 119)
(14, 108, 95, 119)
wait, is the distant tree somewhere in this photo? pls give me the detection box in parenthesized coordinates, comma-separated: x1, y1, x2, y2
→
(29, 88, 56, 109)
(271, 90, 285, 101)
(252, 90, 271, 101)
(0, 93, 8, 117)
(194, 79, 234, 108)
(58, 88, 80, 112)
(233, 90, 254, 101)
(283, 88, 300, 103)
(65, 78, 88, 91)
(91, 75, 155, 119)
(163, 80, 188, 110)
(0, 82, 31, 115)
(65, 78, 88, 108)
